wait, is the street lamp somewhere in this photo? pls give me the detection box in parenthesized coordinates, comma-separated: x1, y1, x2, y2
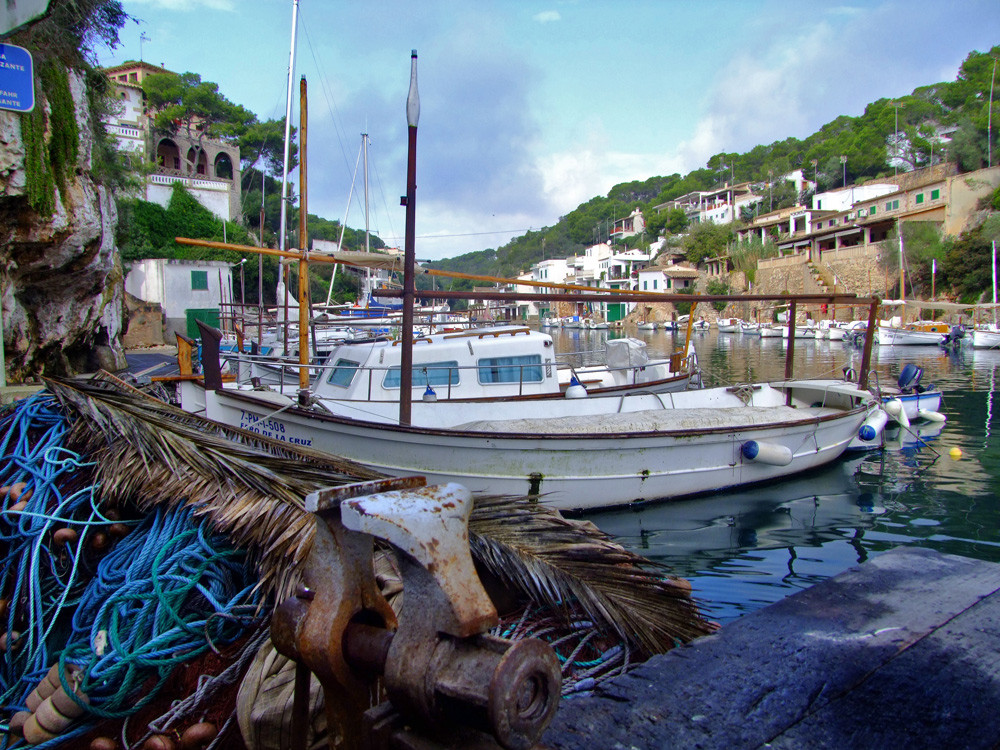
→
(840, 155, 847, 187)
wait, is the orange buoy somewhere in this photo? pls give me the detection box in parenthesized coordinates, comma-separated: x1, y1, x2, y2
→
(178, 722, 218, 750)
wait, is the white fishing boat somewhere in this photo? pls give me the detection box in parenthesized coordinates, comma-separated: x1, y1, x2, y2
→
(227, 325, 698, 399)
(972, 324, 1000, 349)
(826, 322, 847, 341)
(740, 322, 762, 336)
(637, 320, 658, 330)
(173, 51, 888, 513)
(876, 321, 949, 346)
(759, 324, 783, 338)
(716, 318, 741, 333)
(782, 323, 816, 339)
(188, 376, 885, 512)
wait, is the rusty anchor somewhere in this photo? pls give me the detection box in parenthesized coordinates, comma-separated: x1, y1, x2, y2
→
(271, 477, 562, 750)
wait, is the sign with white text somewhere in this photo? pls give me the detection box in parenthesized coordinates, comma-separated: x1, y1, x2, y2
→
(0, 43, 35, 113)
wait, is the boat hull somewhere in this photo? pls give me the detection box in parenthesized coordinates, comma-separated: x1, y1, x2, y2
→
(202, 383, 873, 512)
(972, 327, 1000, 349)
(881, 388, 943, 422)
(876, 327, 946, 346)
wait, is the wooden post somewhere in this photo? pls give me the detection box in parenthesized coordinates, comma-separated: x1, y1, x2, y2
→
(858, 299, 879, 391)
(785, 300, 797, 404)
(298, 75, 309, 394)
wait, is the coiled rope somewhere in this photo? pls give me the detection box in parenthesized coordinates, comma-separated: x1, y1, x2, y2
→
(0, 393, 261, 747)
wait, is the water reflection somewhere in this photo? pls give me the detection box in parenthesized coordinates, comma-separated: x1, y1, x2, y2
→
(543, 327, 1000, 623)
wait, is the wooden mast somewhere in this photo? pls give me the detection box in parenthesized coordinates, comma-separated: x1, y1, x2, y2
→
(297, 75, 309, 394)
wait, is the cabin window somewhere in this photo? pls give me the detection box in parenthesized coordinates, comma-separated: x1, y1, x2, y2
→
(383, 360, 460, 388)
(477, 355, 543, 385)
(326, 359, 361, 387)
(191, 271, 208, 290)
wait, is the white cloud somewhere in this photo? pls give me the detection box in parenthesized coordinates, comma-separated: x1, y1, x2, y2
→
(533, 10, 561, 23)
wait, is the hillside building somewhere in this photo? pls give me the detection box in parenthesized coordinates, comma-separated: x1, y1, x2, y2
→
(102, 61, 243, 222)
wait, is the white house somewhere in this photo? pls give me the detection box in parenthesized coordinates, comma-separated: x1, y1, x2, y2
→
(125, 258, 235, 340)
(103, 61, 243, 222)
(636, 267, 666, 294)
(812, 184, 897, 212)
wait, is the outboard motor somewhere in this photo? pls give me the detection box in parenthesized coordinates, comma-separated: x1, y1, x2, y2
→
(941, 324, 966, 348)
(898, 363, 927, 394)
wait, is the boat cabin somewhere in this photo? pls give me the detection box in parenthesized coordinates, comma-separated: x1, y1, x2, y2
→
(304, 325, 681, 402)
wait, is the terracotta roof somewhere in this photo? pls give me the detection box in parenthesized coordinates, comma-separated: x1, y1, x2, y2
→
(660, 265, 700, 278)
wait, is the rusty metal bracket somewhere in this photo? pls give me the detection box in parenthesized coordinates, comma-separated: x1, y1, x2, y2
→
(271, 479, 561, 750)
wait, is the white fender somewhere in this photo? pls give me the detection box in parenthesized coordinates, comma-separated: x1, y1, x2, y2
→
(884, 398, 910, 428)
(565, 375, 588, 399)
(858, 409, 889, 442)
(917, 408, 947, 423)
(741, 441, 793, 466)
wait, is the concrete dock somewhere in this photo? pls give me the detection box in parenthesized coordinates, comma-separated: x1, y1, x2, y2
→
(542, 546, 1000, 749)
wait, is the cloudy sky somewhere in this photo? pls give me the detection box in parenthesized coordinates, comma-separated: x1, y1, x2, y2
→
(98, 1, 1000, 260)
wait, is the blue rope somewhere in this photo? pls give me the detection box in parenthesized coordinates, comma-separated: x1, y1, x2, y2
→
(0, 392, 261, 746)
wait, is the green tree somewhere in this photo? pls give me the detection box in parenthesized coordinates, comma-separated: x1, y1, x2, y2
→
(143, 71, 256, 175)
(706, 278, 731, 312)
(674, 286, 697, 317)
(239, 118, 298, 180)
(681, 222, 733, 264)
(730, 235, 779, 284)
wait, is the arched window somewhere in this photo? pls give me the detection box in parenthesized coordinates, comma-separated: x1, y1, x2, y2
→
(186, 147, 208, 175)
(214, 152, 233, 180)
(156, 139, 181, 171)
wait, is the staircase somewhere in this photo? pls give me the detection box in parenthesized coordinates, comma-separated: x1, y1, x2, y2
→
(806, 260, 840, 295)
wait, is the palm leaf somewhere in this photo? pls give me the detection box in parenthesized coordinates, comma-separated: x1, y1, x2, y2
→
(469, 496, 715, 654)
(45, 373, 712, 653)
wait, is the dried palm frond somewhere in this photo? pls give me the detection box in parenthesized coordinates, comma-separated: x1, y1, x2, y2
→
(469, 496, 716, 654)
(46, 373, 713, 652)
(46, 373, 382, 599)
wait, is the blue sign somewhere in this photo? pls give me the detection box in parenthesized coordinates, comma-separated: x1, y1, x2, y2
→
(0, 43, 34, 113)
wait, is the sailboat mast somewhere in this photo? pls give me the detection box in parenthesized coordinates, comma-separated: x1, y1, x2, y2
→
(899, 229, 905, 303)
(364, 132, 371, 304)
(279, 0, 298, 353)
(399, 50, 419, 426)
(993, 240, 997, 326)
(278, 0, 298, 261)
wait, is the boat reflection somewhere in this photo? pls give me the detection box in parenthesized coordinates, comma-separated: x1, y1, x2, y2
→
(587, 455, 878, 578)
(884, 419, 945, 452)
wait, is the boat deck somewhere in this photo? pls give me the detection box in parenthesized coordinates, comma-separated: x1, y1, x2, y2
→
(542, 546, 1000, 749)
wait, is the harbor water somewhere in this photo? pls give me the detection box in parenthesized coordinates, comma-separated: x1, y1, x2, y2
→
(551, 326, 1000, 624)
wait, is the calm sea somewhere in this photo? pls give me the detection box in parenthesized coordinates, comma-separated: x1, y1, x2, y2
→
(549, 326, 1000, 624)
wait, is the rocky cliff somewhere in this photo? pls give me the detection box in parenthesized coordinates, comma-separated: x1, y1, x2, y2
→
(0, 67, 125, 381)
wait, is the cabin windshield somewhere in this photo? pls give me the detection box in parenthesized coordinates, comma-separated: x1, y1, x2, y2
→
(478, 355, 543, 384)
(326, 359, 362, 387)
(383, 360, 461, 389)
